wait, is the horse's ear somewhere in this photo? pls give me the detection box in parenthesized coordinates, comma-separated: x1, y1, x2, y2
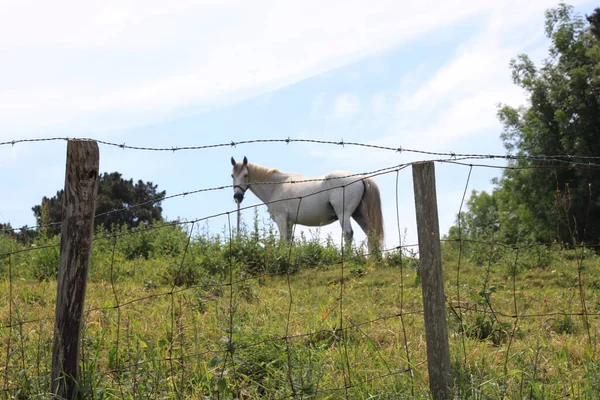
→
(243, 156, 248, 166)
(231, 157, 236, 166)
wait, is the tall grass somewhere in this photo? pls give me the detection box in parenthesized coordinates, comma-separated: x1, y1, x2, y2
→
(1, 215, 600, 398)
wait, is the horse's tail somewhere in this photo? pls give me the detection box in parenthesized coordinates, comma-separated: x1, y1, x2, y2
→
(362, 177, 384, 249)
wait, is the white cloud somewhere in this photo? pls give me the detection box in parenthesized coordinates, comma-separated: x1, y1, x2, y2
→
(395, 0, 592, 123)
(308, 0, 592, 170)
(388, 0, 590, 152)
(424, 89, 521, 142)
(371, 93, 388, 115)
(397, 29, 535, 115)
(1, 0, 524, 139)
(310, 93, 326, 119)
(332, 93, 361, 119)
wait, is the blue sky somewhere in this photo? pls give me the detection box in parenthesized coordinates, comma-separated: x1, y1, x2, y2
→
(1, 0, 596, 249)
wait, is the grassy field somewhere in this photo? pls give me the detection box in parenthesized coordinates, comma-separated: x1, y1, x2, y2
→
(2, 220, 600, 399)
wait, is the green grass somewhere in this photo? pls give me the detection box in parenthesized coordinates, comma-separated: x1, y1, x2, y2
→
(2, 220, 600, 399)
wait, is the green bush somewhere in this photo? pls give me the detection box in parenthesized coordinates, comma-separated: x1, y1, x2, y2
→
(30, 235, 61, 281)
(0, 213, 371, 286)
(0, 234, 16, 276)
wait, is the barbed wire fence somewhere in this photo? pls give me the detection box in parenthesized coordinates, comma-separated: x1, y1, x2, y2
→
(1, 137, 599, 399)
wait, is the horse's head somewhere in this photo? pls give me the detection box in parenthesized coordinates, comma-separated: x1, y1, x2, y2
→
(230, 156, 249, 204)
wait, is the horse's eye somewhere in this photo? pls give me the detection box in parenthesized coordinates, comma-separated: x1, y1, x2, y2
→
(231, 174, 233, 178)
(244, 174, 248, 178)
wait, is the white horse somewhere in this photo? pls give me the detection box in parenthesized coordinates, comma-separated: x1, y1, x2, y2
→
(230, 156, 384, 253)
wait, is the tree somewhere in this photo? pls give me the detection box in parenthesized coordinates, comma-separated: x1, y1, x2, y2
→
(587, 7, 600, 41)
(449, 4, 600, 246)
(447, 190, 500, 240)
(32, 172, 166, 236)
(1, 222, 38, 243)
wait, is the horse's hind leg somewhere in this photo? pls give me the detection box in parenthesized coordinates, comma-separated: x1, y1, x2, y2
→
(353, 203, 377, 256)
(353, 202, 382, 259)
(331, 203, 354, 244)
(338, 214, 354, 254)
(352, 203, 369, 237)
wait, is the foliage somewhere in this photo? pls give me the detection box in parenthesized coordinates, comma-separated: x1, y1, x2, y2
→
(1, 211, 352, 285)
(587, 7, 600, 41)
(448, 190, 501, 243)
(30, 235, 61, 281)
(0, 222, 36, 243)
(31, 172, 166, 236)
(448, 3, 600, 247)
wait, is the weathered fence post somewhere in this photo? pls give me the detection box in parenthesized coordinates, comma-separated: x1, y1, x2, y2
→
(51, 140, 99, 398)
(412, 161, 451, 399)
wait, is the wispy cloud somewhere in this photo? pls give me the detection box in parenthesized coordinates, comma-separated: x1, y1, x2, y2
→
(332, 93, 361, 119)
(393, 0, 592, 140)
(310, 93, 326, 119)
(371, 93, 388, 115)
(312, 0, 580, 168)
(2, 0, 515, 139)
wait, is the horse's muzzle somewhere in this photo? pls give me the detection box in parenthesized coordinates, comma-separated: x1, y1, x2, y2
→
(233, 191, 244, 204)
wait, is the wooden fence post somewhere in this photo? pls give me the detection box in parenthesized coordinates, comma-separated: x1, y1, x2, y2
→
(412, 161, 451, 399)
(51, 140, 99, 398)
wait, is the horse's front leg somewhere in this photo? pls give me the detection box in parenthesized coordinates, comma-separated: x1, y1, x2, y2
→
(272, 212, 290, 242)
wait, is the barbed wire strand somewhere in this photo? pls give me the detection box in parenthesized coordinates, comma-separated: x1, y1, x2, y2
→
(5, 155, 600, 239)
(1, 161, 413, 235)
(0, 164, 410, 261)
(5, 136, 600, 164)
(5, 155, 600, 236)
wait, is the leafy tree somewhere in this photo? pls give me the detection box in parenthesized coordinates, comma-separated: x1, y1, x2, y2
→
(0, 222, 37, 243)
(447, 190, 500, 240)
(1, 222, 16, 238)
(32, 172, 166, 236)
(587, 7, 600, 41)
(449, 4, 600, 246)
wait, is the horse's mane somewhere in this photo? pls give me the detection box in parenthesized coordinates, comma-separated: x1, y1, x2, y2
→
(247, 163, 281, 183)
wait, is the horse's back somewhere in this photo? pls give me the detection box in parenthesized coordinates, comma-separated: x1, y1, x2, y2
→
(279, 170, 366, 199)
(323, 170, 368, 188)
